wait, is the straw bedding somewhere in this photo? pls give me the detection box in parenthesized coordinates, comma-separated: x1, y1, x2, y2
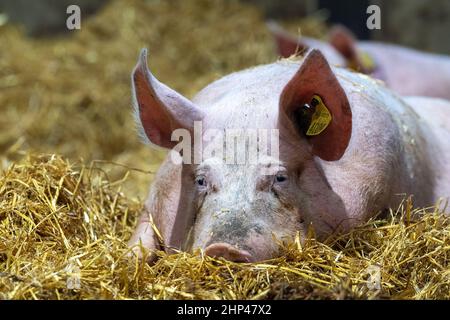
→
(0, 0, 449, 299)
(0, 154, 448, 299)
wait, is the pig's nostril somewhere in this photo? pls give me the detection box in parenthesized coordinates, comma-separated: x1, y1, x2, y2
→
(204, 243, 253, 263)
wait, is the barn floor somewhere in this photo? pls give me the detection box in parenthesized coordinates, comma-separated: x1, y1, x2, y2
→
(0, 0, 449, 299)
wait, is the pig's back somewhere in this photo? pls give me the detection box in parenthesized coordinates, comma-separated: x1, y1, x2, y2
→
(402, 96, 450, 202)
(358, 41, 450, 99)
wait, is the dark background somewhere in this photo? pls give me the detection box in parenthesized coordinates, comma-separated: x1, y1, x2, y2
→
(1, 0, 449, 54)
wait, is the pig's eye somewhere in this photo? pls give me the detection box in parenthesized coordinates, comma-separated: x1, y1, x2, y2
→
(196, 176, 207, 187)
(275, 173, 288, 183)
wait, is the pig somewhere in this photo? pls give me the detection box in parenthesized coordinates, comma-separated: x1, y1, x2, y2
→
(267, 21, 346, 67)
(268, 22, 450, 100)
(128, 48, 450, 263)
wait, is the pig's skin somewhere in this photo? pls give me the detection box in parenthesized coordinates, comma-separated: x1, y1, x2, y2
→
(402, 96, 450, 194)
(358, 42, 450, 98)
(129, 54, 450, 262)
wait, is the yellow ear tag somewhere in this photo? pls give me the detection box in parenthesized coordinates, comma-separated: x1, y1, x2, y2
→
(306, 95, 332, 136)
(360, 51, 376, 71)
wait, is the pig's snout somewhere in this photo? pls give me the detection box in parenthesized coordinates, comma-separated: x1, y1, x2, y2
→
(204, 243, 254, 262)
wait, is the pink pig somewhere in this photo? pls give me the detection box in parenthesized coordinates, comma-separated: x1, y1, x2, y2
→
(268, 22, 450, 100)
(128, 48, 450, 263)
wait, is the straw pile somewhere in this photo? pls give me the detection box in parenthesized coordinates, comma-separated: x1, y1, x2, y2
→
(0, 0, 449, 300)
(0, 154, 448, 299)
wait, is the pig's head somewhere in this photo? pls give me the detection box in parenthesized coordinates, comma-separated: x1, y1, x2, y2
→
(328, 25, 375, 74)
(132, 49, 352, 262)
(267, 21, 346, 67)
(266, 20, 309, 58)
(268, 22, 374, 74)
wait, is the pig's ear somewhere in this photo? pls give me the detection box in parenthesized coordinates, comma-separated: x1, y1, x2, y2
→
(329, 25, 369, 73)
(279, 49, 352, 161)
(131, 48, 204, 149)
(267, 21, 308, 58)
(329, 25, 357, 61)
